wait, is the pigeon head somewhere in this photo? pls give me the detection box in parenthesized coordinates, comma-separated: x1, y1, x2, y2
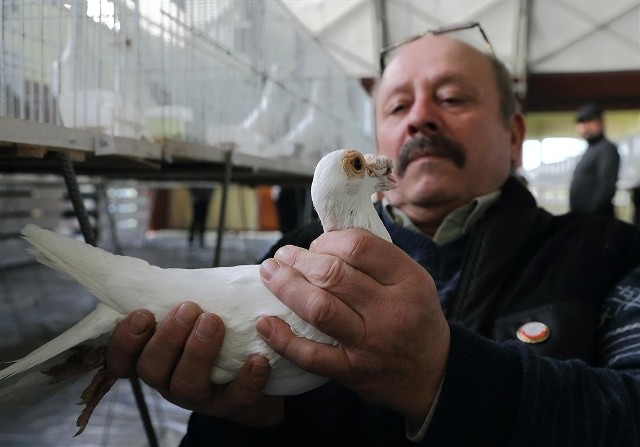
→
(311, 149, 396, 241)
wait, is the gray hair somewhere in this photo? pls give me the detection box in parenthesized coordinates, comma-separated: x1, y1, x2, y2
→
(489, 55, 518, 128)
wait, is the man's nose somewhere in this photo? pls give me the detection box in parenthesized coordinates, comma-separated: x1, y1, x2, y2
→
(409, 121, 439, 136)
(407, 102, 440, 137)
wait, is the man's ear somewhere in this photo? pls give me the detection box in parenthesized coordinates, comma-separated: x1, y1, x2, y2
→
(509, 112, 526, 168)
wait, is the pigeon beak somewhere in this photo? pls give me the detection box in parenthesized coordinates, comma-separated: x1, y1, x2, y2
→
(375, 170, 397, 192)
(365, 155, 397, 192)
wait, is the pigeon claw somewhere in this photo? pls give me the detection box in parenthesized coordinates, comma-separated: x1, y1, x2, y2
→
(43, 345, 107, 383)
(74, 367, 118, 436)
(41, 345, 117, 436)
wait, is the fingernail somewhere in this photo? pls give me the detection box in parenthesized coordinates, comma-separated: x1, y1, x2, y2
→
(250, 362, 268, 379)
(256, 317, 274, 340)
(128, 312, 151, 336)
(195, 314, 219, 341)
(259, 259, 280, 281)
(175, 303, 199, 328)
(274, 245, 291, 261)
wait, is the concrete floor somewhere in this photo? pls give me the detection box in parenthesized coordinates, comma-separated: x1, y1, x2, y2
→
(0, 230, 280, 447)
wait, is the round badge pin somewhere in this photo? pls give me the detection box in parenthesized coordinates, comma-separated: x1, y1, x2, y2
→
(516, 321, 550, 344)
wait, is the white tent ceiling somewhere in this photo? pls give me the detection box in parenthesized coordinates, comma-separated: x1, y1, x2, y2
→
(282, 0, 640, 103)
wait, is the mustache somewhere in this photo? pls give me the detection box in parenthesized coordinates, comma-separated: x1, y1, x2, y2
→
(396, 135, 467, 176)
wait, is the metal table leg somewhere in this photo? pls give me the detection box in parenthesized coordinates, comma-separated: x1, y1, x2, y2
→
(213, 150, 233, 268)
(56, 152, 159, 447)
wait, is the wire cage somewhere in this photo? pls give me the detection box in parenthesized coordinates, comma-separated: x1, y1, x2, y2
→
(1, 0, 375, 165)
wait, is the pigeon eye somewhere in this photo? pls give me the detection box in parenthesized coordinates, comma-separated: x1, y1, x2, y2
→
(342, 149, 366, 179)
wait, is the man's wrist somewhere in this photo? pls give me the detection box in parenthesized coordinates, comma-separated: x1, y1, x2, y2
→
(406, 376, 445, 442)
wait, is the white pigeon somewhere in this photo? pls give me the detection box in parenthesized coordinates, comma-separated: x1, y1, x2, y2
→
(0, 148, 395, 434)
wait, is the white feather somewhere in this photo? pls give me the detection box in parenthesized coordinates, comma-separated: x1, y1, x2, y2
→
(311, 150, 394, 242)
(0, 148, 395, 404)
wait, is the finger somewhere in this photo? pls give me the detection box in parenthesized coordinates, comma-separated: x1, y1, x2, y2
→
(205, 355, 284, 427)
(137, 301, 202, 390)
(272, 244, 382, 308)
(106, 309, 155, 378)
(169, 312, 224, 402)
(257, 316, 347, 379)
(260, 258, 366, 345)
(310, 228, 419, 285)
(183, 355, 272, 419)
(222, 354, 271, 406)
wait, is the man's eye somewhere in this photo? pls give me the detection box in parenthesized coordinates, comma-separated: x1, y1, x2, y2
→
(442, 97, 463, 104)
(389, 104, 407, 114)
(439, 95, 469, 106)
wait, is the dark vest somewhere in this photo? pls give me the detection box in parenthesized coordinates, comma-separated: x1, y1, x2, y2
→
(448, 177, 640, 362)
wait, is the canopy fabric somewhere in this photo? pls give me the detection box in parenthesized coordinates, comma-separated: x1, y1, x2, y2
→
(282, 0, 640, 109)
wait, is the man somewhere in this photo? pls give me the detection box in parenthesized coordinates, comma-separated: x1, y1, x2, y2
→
(569, 101, 620, 216)
(107, 33, 640, 445)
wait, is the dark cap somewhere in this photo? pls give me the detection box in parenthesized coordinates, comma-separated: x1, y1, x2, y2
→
(576, 102, 603, 123)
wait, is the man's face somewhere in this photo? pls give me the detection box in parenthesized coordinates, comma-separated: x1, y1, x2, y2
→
(576, 119, 603, 140)
(375, 35, 523, 211)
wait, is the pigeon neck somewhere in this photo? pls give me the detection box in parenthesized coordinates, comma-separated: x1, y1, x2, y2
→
(318, 194, 392, 243)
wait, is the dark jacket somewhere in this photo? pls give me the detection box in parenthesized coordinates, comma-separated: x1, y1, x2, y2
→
(569, 134, 619, 216)
(181, 177, 640, 446)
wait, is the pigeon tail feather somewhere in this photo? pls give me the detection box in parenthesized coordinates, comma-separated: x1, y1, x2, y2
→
(0, 303, 121, 380)
(21, 224, 149, 312)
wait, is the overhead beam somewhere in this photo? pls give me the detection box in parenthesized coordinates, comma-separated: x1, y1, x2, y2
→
(373, 0, 389, 49)
(514, 0, 532, 100)
(525, 71, 640, 112)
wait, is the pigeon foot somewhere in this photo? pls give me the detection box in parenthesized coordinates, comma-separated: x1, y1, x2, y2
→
(74, 366, 117, 436)
(42, 346, 117, 436)
(43, 345, 107, 382)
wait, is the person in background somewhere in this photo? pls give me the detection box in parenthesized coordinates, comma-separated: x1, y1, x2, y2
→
(569, 101, 620, 217)
(187, 187, 213, 248)
(631, 185, 640, 227)
(274, 186, 307, 234)
(106, 27, 640, 446)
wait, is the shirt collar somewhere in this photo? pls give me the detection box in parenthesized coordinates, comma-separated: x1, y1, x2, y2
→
(382, 190, 501, 245)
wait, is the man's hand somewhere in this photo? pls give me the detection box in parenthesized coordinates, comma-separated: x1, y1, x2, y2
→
(257, 228, 450, 426)
(106, 302, 284, 427)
